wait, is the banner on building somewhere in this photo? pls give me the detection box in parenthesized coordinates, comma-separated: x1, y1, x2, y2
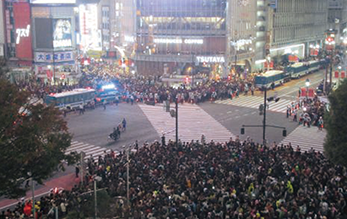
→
(35, 51, 74, 63)
(334, 71, 339, 78)
(13, 2, 33, 61)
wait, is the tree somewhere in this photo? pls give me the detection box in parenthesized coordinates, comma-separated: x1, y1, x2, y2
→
(0, 79, 77, 198)
(324, 79, 347, 167)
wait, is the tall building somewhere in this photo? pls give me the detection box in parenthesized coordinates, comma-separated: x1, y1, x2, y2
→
(257, 0, 328, 69)
(128, 0, 229, 77)
(328, 0, 347, 42)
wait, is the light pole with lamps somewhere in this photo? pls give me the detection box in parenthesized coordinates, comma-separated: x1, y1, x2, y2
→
(305, 78, 310, 100)
(93, 175, 102, 219)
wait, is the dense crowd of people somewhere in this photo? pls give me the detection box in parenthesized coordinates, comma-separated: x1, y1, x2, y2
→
(3, 139, 346, 218)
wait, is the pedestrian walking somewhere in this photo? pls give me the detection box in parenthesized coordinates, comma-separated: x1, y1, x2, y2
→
(161, 134, 166, 146)
(75, 165, 80, 178)
(122, 118, 127, 131)
(103, 100, 107, 110)
(251, 85, 255, 96)
(286, 106, 290, 118)
(318, 116, 323, 130)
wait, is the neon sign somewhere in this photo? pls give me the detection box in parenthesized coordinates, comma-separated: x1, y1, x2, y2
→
(196, 56, 225, 63)
(16, 25, 30, 44)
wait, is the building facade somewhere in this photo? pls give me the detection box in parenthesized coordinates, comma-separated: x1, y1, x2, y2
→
(128, 0, 229, 77)
(259, 0, 328, 68)
(328, 0, 347, 43)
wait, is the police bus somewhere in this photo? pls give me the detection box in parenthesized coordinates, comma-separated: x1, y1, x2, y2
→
(255, 70, 291, 89)
(45, 88, 95, 110)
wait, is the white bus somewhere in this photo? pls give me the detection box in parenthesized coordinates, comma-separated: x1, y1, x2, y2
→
(45, 88, 95, 110)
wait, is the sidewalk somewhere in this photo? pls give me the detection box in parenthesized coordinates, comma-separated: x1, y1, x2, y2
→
(0, 173, 79, 211)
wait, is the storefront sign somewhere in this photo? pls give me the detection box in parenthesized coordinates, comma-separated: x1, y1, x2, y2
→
(35, 51, 73, 63)
(196, 56, 225, 63)
(13, 2, 33, 61)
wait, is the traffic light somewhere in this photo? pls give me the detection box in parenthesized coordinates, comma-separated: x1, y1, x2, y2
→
(267, 97, 274, 102)
(241, 127, 245, 135)
(282, 129, 287, 137)
(275, 97, 280, 102)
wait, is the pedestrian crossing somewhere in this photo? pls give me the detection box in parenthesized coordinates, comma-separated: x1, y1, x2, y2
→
(215, 96, 294, 114)
(139, 103, 235, 143)
(279, 125, 326, 152)
(65, 140, 113, 161)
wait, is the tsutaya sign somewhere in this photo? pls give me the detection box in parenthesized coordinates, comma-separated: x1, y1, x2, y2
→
(196, 56, 225, 63)
(16, 25, 30, 44)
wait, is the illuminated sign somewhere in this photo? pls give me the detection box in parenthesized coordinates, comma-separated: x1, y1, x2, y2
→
(184, 39, 203, 44)
(196, 56, 225, 63)
(153, 38, 203, 44)
(53, 19, 72, 48)
(30, 0, 76, 4)
(79, 4, 102, 51)
(16, 25, 30, 44)
(13, 2, 33, 61)
(124, 35, 135, 43)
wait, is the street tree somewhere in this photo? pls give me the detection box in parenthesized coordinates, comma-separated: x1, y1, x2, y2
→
(324, 79, 347, 167)
(0, 79, 77, 198)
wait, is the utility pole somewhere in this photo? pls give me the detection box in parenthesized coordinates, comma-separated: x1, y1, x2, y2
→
(262, 87, 267, 146)
(126, 146, 130, 201)
(94, 179, 97, 219)
(175, 99, 178, 147)
(31, 178, 35, 219)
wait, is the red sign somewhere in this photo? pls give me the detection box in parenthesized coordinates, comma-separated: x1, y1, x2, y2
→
(341, 71, 345, 78)
(288, 55, 299, 62)
(334, 71, 339, 78)
(310, 49, 318, 56)
(301, 88, 306, 97)
(308, 88, 314, 98)
(264, 61, 274, 69)
(13, 3, 33, 62)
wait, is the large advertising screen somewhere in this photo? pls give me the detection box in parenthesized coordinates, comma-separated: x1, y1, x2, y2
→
(53, 19, 72, 48)
(13, 2, 33, 61)
(35, 18, 53, 49)
(30, 0, 76, 4)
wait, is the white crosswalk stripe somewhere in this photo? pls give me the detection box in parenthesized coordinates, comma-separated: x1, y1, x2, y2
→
(279, 125, 326, 152)
(139, 103, 235, 143)
(215, 96, 294, 113)
(65, 140, 114, 161)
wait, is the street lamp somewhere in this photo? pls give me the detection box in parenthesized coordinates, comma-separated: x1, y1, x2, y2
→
(305, 78, 310, 100)
(94, 175, 102, 219)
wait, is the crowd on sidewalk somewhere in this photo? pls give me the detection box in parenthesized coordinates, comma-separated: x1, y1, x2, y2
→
(3, 138, 346, 219)
(286, 95, 327, 130)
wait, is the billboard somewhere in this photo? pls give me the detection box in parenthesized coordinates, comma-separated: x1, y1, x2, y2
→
(53, 19, 72, 48)
(79, 4, 102, 51)
(13, 2, 33, 61)
(30, 0, 76, 4)
(35, 18, 53, 49)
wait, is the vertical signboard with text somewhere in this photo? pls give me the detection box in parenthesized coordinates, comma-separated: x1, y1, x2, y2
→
(13, 2, 33, 62)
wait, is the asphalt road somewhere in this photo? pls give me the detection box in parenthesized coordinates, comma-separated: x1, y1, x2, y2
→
(65, 70, 325, 149)
(66, 102, 160, 151)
